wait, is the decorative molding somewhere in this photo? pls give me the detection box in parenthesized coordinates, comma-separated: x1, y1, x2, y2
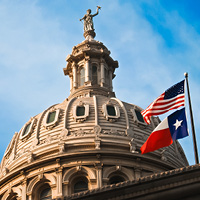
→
(102, 129, 126, 136)
(129, 138, 139, 154)
(59, 141, 65, 153)
(2, 167, 9, 176)
(60, 128, 69, 139)
(161, 150, 168, 161)
(69, 128, 93, 137)
(27, 151, 35, 164)
(95, 139, 101, 150)
(4, 132, 18, 159)
(110, 98, 129, 129)
(93, 125, 101, 135)
(45, 134, 52, 144)
(93, 95, 98, 125)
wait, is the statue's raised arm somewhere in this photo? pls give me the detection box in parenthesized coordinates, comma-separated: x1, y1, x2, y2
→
(80, 6, 101, 32)
(92, 6, 101, 17)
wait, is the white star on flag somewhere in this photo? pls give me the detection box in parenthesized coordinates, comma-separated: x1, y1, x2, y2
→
(173, 119, 183, 130)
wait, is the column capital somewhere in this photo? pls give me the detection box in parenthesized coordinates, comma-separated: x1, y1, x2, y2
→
(85, 56, 90, 62)
(100, 57, 105, 63)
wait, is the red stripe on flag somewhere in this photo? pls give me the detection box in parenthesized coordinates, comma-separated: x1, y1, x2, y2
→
(140, 128, 173, 154)
(141, 92, 185, 124)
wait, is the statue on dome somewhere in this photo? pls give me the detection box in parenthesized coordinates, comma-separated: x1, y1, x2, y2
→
(80, 6, 101, 32)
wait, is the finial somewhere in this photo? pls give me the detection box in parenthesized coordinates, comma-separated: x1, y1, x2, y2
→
(184, 72, 188, 78)
(79, 6, 101, 39)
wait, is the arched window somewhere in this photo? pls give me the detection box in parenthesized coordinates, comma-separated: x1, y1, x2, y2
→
(74, 180, 88, 193)
(107, 105, 116, 116)
(40, 187, 52, 200)
(92, 65, 98, 85)
(109, 176, 125, 185)
(80, 67, 85, 86)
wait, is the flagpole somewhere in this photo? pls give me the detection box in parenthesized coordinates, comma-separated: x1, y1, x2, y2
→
(184, 72, 199, 164)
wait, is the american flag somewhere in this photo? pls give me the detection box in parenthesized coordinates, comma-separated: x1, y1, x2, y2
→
(141, 80, 185, 124)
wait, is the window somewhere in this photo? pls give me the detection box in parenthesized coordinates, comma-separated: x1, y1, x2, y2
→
(135, 109, 145, 123)
(47, 111, 56, 124)
(102, 103, 120, 121)
(43, 109, 60, 129)
(131, 108, 146, 126)
(80, 67, 85, 86)
(92, 65, 98, 84)
(109, 176, 125, 185)
(40, 188, 52, 200)
(74, 180, 88, 193)
(107, 105, 116, 116)
(22, 123, 31, 137)
(76, 106, 85, 116)
(73, 103, 89, 122)
(20, 118, 36, 140)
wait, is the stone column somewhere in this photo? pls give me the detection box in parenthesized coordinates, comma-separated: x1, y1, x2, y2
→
(69, 75, 73, 92)
(100, 59, 105, 87)
(109, 70, 113, 91)
(72, 63, 77, 88)
(21, 179, 27, 200)
(134, 168, 141, 179)
(56, 167, 63, 197)
(85, 57, 90, 83)
(95, 163, 103, 188)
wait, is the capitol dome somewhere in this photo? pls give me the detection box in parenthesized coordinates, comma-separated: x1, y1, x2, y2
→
(0, 22, 188, 200)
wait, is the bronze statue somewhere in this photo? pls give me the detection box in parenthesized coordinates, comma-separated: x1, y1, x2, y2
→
(80, 6, 101, 32)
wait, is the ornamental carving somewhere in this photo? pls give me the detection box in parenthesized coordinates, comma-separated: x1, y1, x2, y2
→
(102, 129, 126, 136)
(60, 129, 69, 140)
(93, 125, 101, 135)
(129, 138, 139, 154)
(95, 139, 101, 150)
(70, 128, 93, 137)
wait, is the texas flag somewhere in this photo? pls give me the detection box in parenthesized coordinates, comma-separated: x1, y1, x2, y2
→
(141, 108, 188, 154)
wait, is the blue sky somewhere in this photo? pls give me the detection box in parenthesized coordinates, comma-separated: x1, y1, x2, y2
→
(0, 0, 200, 165)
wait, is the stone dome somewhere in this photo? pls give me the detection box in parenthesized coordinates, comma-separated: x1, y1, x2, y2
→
(0, 32, 188, 199)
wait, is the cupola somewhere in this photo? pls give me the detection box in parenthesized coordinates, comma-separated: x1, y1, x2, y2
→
(63, 7, 118, 99)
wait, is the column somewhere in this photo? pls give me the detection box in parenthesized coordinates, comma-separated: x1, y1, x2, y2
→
(56, 167, 63, 197)
(69, 75, 73, 92)
(95, 163, 103, 188)
(72, 63, 77, 88)
(85, 57, 90, 83)
(134, 168, 141, 179)
(100, 59, 105, 87)
(109, 70, 113, 91)
(21, 179, 27, 200)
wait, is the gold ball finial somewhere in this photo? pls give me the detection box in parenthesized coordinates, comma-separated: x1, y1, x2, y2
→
(184, 72, 188, 78)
